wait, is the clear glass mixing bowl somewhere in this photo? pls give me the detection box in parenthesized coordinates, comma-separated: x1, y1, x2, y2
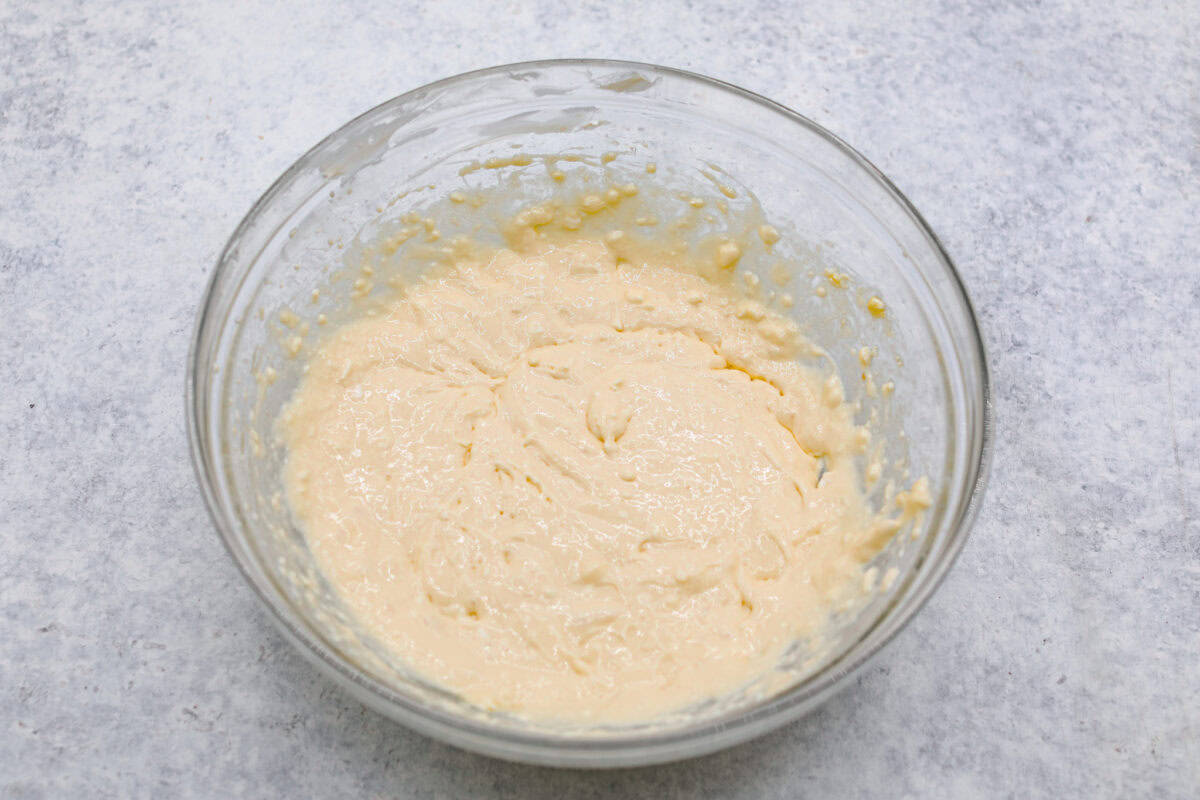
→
(187, 60, 991, 767)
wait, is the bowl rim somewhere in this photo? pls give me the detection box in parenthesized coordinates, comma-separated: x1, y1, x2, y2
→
(186, 57, 993, 766)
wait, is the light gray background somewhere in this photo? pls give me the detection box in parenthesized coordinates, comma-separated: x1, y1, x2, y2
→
(2, 1, 1197, 797)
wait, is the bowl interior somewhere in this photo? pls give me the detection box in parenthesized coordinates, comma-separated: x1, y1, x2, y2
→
(190, 60, 988, 766)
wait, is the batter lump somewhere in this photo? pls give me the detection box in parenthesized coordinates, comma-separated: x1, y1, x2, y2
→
(280, 235, 904, 722)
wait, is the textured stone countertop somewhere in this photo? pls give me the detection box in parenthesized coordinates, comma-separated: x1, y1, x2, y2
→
(2, 1, 1197, 797)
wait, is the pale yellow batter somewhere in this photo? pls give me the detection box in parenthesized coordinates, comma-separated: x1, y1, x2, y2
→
(280, 235, 908, 722)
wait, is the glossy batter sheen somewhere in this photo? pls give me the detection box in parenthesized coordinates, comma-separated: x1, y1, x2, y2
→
(280, 237, 898, 722)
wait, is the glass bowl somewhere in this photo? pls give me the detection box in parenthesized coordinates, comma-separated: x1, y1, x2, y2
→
(187, 59, 991, 767)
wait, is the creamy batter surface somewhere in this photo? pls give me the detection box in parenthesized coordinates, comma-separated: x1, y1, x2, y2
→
(280, 236, 902, 722)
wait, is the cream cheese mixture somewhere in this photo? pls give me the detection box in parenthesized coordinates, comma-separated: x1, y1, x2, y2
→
(279, 233, 916, 722)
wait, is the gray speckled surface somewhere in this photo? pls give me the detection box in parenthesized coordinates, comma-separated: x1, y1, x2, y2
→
(2, 1, 1198, 796)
